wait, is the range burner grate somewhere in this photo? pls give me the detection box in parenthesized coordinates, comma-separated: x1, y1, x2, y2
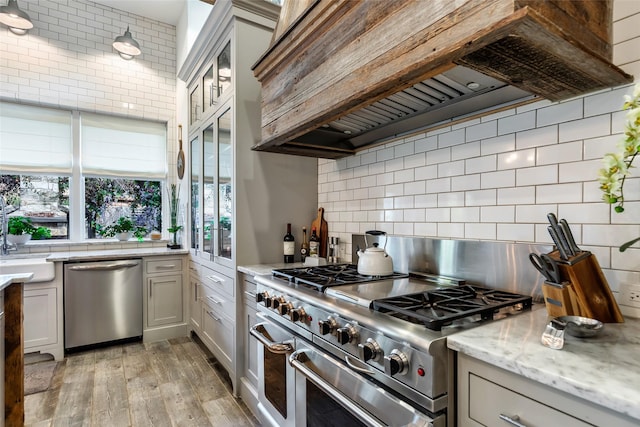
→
(372, 285, 532, 331)
(272, 264, 408, 291)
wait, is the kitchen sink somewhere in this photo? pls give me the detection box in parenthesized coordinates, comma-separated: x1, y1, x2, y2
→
(0, 255, 55, 282)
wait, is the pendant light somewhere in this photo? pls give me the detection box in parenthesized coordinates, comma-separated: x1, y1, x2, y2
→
(0, 0, 33, 35)
(112, 26, 141, 60)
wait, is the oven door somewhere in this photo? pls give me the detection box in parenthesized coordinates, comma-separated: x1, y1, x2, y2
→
(290, 343, 446, 427)
(250, 312, 296, 427)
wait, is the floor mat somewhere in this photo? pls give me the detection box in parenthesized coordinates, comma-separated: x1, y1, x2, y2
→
(24, 360, 58, 395)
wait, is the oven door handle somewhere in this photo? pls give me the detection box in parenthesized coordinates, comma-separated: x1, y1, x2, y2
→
(344, 355, 376, 374)
(249, 323, 293, 354)
(289, 349, 387, 427)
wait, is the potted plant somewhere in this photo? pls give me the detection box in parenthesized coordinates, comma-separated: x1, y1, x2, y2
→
(167, 184, 182, 249)
(96, 216, 147, 241)
(6, 216, 51, 244)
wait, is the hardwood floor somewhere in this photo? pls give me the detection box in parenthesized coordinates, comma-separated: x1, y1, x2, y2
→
(24, 336, 259, 427)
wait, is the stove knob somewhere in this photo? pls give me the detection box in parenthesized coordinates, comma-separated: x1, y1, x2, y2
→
(318, 317, 337, 335)
(289, 307, 306, 322)
(255, 291, 268, 303)
(278, 302, 293, 316)
(336, 324, 358, 345)
(358, 339, 381, 361)
(264, 296, 274, 308)
(384, 349, 409, 376)
(272, 296, 286, 310)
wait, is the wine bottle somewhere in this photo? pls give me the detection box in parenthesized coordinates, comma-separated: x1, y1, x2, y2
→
(300, 227, 309, 262)
(309, 226, 319, 257)
(283, 223, 295, 263)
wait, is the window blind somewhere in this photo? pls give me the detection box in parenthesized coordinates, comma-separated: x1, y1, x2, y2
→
(81, 113, 167, 179)
(0, 102, 73, 174)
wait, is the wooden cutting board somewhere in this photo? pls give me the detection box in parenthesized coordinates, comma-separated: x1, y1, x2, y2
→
(311, 207, 328, 258)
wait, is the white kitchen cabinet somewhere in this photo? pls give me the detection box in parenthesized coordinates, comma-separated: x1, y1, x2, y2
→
(189, 262, 202, 333)
(457, 353, 637, 427)
(23, 262, 63, 361)
(143, 256, 187, 342)
(180, 0, 318, 399)
(239, 274, 259, 415)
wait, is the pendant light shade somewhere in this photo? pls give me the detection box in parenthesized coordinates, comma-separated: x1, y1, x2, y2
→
(0, 0, 33, 34)
(113, 26, 141, 60)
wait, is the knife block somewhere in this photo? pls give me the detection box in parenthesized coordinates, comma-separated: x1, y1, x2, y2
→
(548, 251, 624, 323)
(541, 283, 583, 318)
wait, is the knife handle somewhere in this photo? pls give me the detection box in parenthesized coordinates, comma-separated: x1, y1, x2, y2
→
(559, 219, 581, 255)
(548, 226, 568, 260)
(547, 213, 575, 257)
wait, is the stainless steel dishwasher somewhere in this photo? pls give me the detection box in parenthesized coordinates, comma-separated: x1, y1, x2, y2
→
(64, 259, 142, 350)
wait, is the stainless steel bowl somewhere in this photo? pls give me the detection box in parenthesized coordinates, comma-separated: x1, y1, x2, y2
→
(555, 316, 604, 338)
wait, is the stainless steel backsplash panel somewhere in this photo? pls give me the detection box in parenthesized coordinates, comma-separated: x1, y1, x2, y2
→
(352, 234, 551, 301)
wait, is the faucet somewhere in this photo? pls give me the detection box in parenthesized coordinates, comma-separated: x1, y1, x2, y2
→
(1, 196, 16, 256)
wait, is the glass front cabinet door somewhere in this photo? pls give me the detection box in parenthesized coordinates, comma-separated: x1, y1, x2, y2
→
(216, 107, 232, 260)
(190, 136, 200, 251)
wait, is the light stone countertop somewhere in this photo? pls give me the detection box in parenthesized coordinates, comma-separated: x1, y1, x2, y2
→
(447, 307, 640, 421)
(46, 247, 189, 262)
(238, 263, 305, 277)
(0, 273, 34, 291)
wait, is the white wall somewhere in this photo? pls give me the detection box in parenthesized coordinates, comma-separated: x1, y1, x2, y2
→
(319, 0, 640, 311)
(0, 0, 178, 248)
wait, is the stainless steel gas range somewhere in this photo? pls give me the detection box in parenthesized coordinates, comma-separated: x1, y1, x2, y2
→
(252, 262, 534, 427)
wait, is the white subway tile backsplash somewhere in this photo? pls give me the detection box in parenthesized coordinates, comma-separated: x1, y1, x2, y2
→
(465, 223, 496, 240)
(559, 203, 611, 225)
(498, 148, 535, 170)
(481, 134, 515, 155)
(425, 208, 450, 222)
(404, 180, 426, 195)
(583, 134, 621, 160)
(415, 164, 438, 180)
(452, 140, 480, 161)
(481, 205, 515, 222)
(584, 224, 639, 247)
(394, 196, 414, 209)
(452, 174, 480, 191)
(404, 209, 426, 222)
(438, 160, 464, 178)
(481, 170, 515, 189)
(559, 115, 611, 142)
(465, 189, 497, 206)
(498, 110, 536, 135)
(385, 210, 404, 222)
(535, 182, 582, 204)
(497, 186, 535, 205)
(415, 194, 438, 208)
(426, 147, 451, 165)
(466, 121, 497, 142)
(437, 222, 464, 238)
(438, 192, 465, 207)
(537, 99, 583, 127)
(516, 165, 558, 186)
(497, 223, 535, 242)
(451, 207, 479, 223)
(466, 155, 497, 174)
(404, 153, 426, 169)
(537, 141, 583, 165)
(515, 204, 557, 223)
(385, 183, 404, 197)
(559, 159, 602, 182)
(516, 125, 558, 149)
(414, 135, 438, 153)
(415, 222, 437, 237)
(426, 177, 450, 194)
(438, 128, 465, 148)
(394, 222, 414, 236)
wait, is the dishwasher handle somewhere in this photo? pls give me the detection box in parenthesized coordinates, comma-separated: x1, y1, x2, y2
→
(67, 261, 140, 271)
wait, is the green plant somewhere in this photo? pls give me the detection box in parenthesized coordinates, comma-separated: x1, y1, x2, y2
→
(6, 216, 50, 239)
(95, 216, 147, 240)
(167, 184, 182, 247)
(599, 82, 640, 251)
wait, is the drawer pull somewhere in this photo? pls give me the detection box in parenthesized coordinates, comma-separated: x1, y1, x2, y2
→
(207, 295, 222, 305)
(499, 414, 527, 427)
(206, 274, 224, 284)
(244, 291, 256, 299)
(207, 310, 220, 322)
(155, 264, 176, 269)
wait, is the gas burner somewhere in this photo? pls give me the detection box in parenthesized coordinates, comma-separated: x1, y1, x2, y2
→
(372, 285, 532, 331)
(272, 264, 408, 292)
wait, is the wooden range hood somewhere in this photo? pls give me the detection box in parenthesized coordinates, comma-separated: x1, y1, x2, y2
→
(252, 0, 632, 159)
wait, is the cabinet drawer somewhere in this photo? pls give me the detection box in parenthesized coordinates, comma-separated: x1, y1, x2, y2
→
(145, 258, 183, 274)
(200, 281, 234, 319)
(242, 278, 256, 306)
(201, 267, 234, 298)
(468, 373, 589, 427)
(202, 301, 234, 368)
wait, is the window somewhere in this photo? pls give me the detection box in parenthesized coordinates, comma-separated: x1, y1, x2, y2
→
(0, 102, 167, 242)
